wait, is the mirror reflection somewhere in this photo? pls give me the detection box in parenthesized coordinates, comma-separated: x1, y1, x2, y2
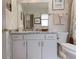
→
(18, 2, 48, 32)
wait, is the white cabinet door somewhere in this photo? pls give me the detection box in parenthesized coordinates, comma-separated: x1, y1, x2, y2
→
(13, 40, 26, 59)
(42, 40, 57, 59)
(27, 40, 41, 59)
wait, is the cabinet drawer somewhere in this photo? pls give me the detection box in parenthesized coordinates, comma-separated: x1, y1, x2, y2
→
(24, 34, 44, 40)
(46, 34, 57, 40)
(11, 35, 23, 40)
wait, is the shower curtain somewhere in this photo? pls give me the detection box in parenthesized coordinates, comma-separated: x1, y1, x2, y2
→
(69, 0, 76, 44)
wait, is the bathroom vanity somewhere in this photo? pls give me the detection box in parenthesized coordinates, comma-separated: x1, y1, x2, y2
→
(10, 32, 57, 59)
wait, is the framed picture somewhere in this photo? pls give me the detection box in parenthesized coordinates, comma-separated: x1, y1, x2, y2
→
(34, 17, 41, 24)
(52, 0, 65, 10)
(6, 0, 12, 11)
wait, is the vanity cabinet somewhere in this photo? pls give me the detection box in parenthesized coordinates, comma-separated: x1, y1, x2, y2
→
(11, 33, 57, 59)
(27, 40, 41, 59)
(13, 40, 26, 59)
(42, 40, 57, 59)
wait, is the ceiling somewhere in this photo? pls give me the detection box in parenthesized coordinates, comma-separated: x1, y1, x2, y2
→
(21, 2, 48, 11)
(18, 0, 48, 3)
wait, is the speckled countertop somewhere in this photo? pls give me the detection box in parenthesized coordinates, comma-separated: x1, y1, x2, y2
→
(10, 31, 57, 34)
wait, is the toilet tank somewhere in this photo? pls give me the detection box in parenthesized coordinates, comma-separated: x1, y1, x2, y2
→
(57, 32, 68, 43)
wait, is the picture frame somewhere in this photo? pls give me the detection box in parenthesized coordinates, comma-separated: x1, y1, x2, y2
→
(34, 17, 41, 24)
(52, 0, 65, 10)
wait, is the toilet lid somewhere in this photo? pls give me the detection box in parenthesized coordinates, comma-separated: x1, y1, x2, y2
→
(62, 43, 76, 52)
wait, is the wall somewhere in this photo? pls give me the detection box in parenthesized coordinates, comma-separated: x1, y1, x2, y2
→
(6, 0, 18, 30)
(48, 0, 71, 32)
(2, 0, 6, 30)
(2, 0, 18, 59)
(17, 2, 23, 31)
(5, 0, 24, 31)
(2, 0, 6, 59)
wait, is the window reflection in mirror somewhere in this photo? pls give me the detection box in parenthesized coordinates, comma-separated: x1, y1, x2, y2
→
(41, 14, 48, 26)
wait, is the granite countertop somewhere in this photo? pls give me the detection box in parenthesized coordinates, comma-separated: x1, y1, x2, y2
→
(10, 31, 57, 34)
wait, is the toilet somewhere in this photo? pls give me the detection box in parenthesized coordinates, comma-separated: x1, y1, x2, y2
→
(57, 32, 68, 43)
(57, 32, 68, 59)
(57, 32, 76, 59)
(62, 43, 76, 59)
